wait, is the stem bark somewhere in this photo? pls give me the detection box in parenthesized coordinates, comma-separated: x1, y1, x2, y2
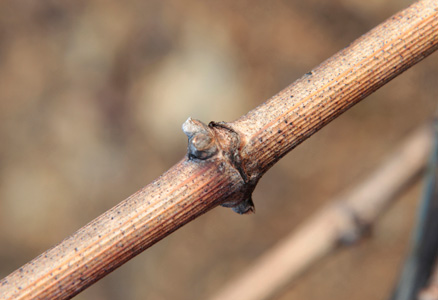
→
(1, 0, 437, 299)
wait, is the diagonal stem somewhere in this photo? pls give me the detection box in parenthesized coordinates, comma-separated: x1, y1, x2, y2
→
(1, 0, 437, 299)
(209, 125, 433, 300)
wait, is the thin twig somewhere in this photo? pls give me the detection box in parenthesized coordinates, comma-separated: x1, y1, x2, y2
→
(1, 1, 437, 299)
(392, 122, 438, 300)
(209, 125, 434, 300)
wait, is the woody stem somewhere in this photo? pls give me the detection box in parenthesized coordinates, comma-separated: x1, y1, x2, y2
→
(1, 1, 438, 299)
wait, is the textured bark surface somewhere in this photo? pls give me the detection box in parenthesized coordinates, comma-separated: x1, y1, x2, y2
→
(0, 0, 437, 299)
(210, 125, 434, 300)
(231, 0, 438, 179)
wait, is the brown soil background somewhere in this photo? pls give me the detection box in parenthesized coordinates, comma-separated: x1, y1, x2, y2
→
(0, 1, 437, 299)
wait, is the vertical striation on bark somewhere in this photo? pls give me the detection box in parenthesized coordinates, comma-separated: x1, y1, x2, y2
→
(1, 1, 437, 299)
(231, 0, 438, 180)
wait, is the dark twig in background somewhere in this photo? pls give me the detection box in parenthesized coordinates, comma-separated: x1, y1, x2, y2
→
(0, 0, 437, 299)
(391, 121, 438, 300)
(210, 125, 433, 300)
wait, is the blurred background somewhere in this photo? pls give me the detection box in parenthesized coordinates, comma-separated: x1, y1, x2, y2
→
(0, 0, 437, 299)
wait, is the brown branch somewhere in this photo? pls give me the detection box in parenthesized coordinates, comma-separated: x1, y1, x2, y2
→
(209, 125, 433, 300)
(1, 1, 438, 299)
